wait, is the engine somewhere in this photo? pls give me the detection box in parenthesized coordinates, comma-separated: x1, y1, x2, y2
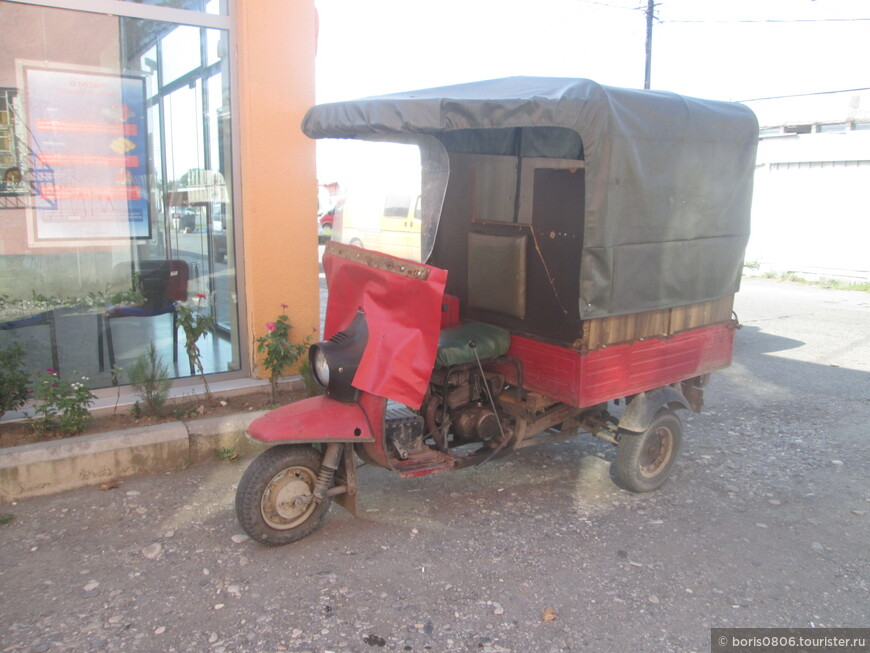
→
(422, 366, 506, 449)
(383, 366, 509, 460)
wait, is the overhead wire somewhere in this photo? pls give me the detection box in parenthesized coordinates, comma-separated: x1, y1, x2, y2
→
(665, 17, 870, 23)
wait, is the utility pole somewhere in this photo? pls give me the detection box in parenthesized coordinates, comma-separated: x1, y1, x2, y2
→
(644, 0, 655, 89)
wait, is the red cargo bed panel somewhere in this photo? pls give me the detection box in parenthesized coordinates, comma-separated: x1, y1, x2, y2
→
(505, 323, 734, 407)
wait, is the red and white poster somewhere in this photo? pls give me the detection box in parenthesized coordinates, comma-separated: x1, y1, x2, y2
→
(24, 67, 150, 244)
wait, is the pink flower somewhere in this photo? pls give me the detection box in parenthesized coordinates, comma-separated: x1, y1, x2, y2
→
(266, 322, 276, 332)
(281, 303, 288, 310)
(195, 293, 207, 299)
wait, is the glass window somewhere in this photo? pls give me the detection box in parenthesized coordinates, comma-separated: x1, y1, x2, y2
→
(119, 0, 228, 15)
(0, 3, 239, 390)
(383, 195, 411, 218)
(160, 25, 203, 87)
(206, 26, 225, 66)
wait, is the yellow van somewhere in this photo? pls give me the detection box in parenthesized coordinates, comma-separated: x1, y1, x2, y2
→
(334, 190, 422, 261)
(325, 140, 424, 261)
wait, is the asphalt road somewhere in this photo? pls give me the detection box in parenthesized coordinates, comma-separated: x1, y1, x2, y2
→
(1, 277, 868, 653)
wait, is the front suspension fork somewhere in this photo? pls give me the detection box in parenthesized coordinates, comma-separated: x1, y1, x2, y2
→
(313, 443, 344, 502)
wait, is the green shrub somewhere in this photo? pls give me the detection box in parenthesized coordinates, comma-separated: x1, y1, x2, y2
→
(0, 342, 30, 420)
(30, 369, 96, 436)
(255, 306, 311, 403)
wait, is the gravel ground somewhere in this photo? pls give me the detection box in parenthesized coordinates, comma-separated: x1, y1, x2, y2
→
(1, 277, 868, 653)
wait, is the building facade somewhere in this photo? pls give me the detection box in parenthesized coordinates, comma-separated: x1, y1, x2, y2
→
(745, 90, 870, 282)
(0, 0, 319, 395)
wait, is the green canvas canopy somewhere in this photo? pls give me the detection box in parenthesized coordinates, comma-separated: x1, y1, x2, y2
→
(302, 77, 758, 319)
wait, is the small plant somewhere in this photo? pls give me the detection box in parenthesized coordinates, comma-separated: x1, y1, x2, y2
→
(30, 369, 96, 436)
(214, 446, 239, 462)
(128, 343, 172, 417)
(175, 293, 215, 401)
(254, 305, 312, 403)
(172, 404, 198, 420)
(111, 365, 124, 414)
(0, 513, 14, 526)
(0, 341, 30, 421)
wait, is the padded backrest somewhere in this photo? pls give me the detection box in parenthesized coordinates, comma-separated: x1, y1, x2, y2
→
(165, 260, 189, 303)
(467, 232, 527, 319)
(116, 259, 190, 309)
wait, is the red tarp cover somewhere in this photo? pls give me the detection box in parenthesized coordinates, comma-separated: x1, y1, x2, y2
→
(322, 243, 447, 409)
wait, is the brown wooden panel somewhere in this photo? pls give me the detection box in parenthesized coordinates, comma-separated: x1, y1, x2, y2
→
(582, 295, 735, 350)
(583, 308, 669, 350)
(669, 296, 734, 333)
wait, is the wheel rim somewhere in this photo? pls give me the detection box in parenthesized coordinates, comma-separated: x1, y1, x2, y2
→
(260, 466, 318, 530)
(638, 425, 674, 478)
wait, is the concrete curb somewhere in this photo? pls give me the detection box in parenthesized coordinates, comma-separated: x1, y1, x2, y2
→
(0, 410, 271, 502)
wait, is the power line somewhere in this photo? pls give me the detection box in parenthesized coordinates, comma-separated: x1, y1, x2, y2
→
(665, 17, 870, 24)
(738, 87, 870, 103)
(572, 1, 870, 23)
(574, 0, 645, 11)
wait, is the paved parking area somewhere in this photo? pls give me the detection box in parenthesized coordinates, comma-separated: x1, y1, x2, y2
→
(1, 278, 868, 652)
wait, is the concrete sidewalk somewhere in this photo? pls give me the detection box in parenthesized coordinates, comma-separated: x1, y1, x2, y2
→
(0, 407, 272, 502)
(0, 272, 330, 504)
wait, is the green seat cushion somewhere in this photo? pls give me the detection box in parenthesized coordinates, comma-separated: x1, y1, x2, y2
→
(435, 322, 511, 368)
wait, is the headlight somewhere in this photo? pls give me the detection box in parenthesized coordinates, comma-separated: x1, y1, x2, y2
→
(311, 347, 330, 387)
(307, 311, 369, 402)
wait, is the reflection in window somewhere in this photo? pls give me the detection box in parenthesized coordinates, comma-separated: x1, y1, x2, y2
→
(119, 0, 228, 15)
(0, 90, 19, 173)
(0, 3, 238, 391)
(0, 89, 27, 199)
(818, 123, 846, 134)
(160, 25, 203, 87)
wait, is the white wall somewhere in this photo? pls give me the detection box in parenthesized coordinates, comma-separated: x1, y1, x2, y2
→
(746, 129, 870, 281)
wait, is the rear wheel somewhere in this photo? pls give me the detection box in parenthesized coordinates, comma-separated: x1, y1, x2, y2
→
(235, 445, 331, 546)
(614, 409, 682, 492)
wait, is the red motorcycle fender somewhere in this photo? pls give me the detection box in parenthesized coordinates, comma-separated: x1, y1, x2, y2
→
(246, 395, 377, 444)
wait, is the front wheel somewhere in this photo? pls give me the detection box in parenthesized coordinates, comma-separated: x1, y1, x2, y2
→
(235, 445, 331, 546)
(614, 409, 682, 492)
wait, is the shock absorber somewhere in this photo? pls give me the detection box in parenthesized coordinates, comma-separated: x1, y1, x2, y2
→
(313, 443, 344, 503)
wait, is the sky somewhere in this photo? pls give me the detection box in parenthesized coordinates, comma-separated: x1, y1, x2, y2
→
(311, 0, 870, 183)
(313, 0, 870, 104)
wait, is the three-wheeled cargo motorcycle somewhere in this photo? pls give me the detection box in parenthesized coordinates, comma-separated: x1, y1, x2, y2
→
(235, 77, 758, 545)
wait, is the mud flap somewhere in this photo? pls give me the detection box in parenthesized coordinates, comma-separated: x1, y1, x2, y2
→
(333, 445, 359, 517)
(618, 386, 690, 433)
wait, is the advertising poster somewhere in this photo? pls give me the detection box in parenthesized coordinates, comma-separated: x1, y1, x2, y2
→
(24, 67, 150, 243)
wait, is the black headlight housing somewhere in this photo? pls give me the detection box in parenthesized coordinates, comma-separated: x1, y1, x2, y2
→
(308, 310, 369, 402)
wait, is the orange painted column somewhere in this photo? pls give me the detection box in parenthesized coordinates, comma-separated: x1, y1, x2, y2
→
(235, 0, 319, 377)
